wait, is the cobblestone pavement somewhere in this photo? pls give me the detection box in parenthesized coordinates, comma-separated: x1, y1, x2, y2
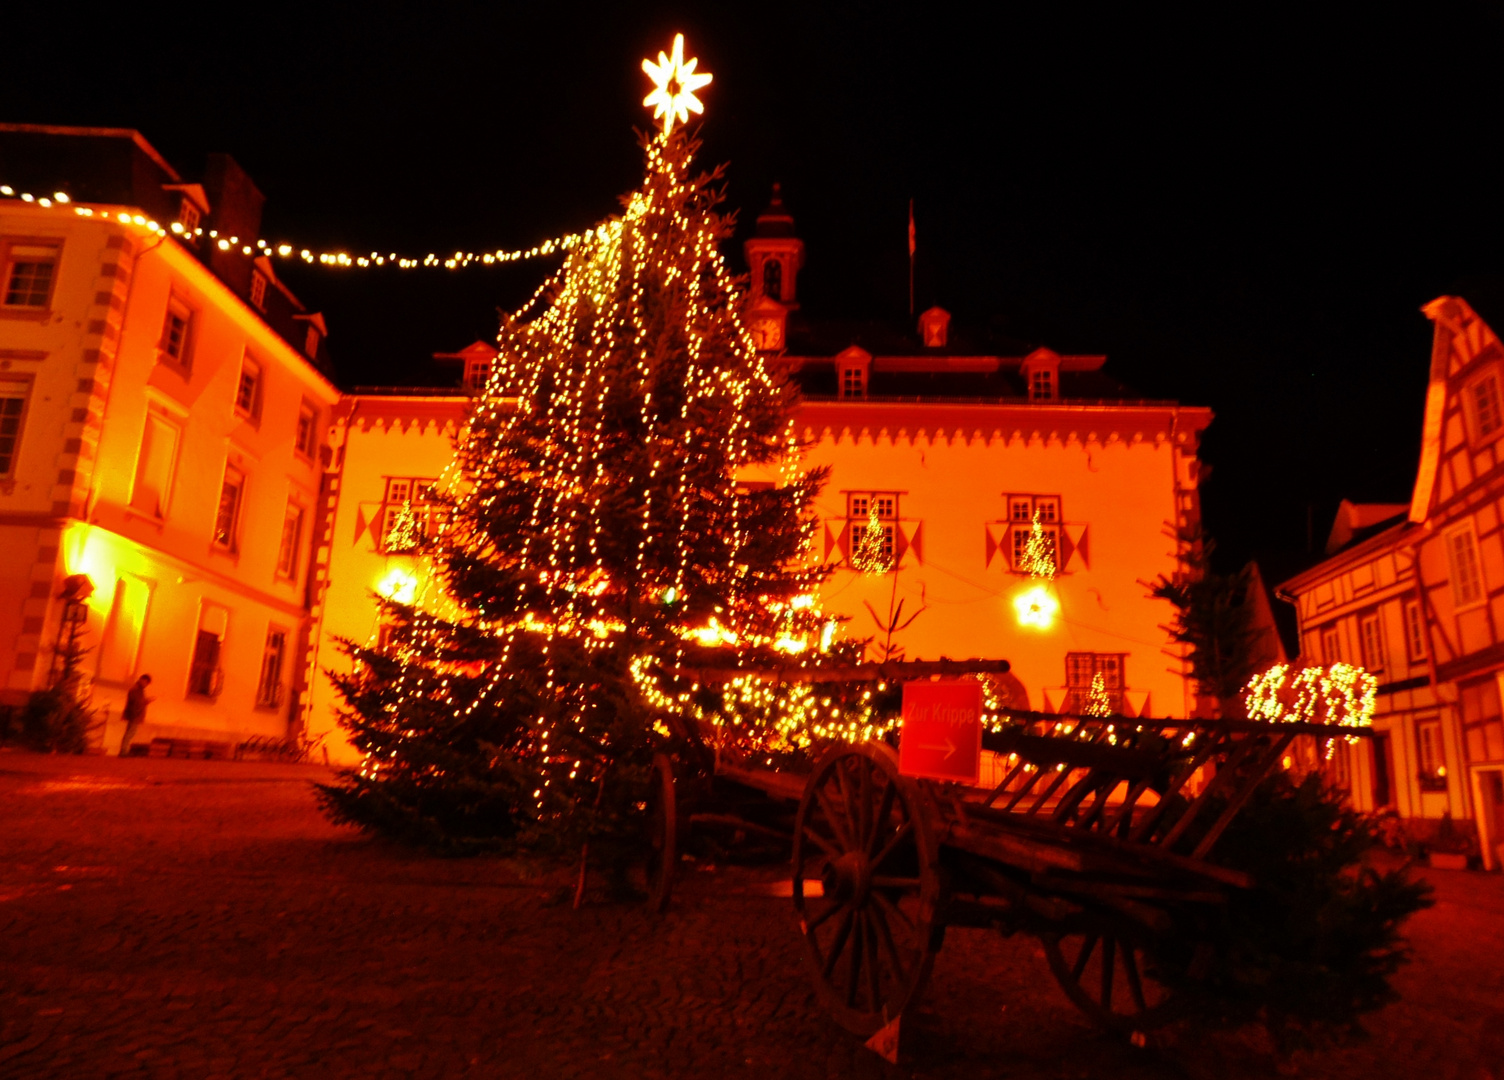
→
(0, 749, 1500, 1080)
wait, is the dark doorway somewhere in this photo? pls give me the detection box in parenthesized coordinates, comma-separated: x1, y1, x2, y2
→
(1372, 732, 1394, 808)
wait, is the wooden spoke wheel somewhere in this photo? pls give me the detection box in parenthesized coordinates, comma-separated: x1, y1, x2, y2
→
(792, 742, 943, 1037)
(1042, 925, 1185, 1036)
(644, 752, 677, 913)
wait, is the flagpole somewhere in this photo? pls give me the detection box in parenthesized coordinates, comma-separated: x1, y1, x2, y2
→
(907, 198, 915, 317)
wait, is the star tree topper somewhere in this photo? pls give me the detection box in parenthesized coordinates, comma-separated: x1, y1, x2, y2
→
(642, 33, 713, 136)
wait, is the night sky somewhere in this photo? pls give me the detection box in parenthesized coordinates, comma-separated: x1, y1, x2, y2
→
(10, 2, 1504, 577)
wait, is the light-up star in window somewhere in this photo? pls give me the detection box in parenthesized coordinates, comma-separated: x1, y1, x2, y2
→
(642, 33, 713, 136)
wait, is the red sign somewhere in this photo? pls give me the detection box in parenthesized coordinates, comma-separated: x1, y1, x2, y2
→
(899, 680, 983, 785)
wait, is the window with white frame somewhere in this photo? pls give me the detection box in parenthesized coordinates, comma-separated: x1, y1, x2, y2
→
(380, 476, 441, 552)
(1004, 493, 1061, 573)
(256, 626, 287, 708)
(159, 293, 193, 368)
(1, 239, 60, 310)
(249, 270, 267, 310)
(277, 501, 304, 579)
(846, 491, 898, 566)
(1066, 652, 1124, 713)
(0, 378, 30, 477)
(129, 407, 182, 518)
(1321, 625, 1341, 664)
(1471, 373, 1504, 441)
(1417, 717, 1446, 790)
(465, 356, 492, 391)
(1446, 524, 1485, 608)
(1029, 368, 1054, 402)
(187, 604, 228, 698)
(177, 198, 200, 234)
(235, 356, 262, 419)
(1404, 600, 1428, 661)
(294, 401, 318, 459)
(840, 366, 867, 400)
(1359, 613, 1385, 672)
(214, 465, 245, 550)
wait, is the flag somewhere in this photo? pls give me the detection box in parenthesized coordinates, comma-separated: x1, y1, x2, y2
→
(908, 199, 916, 256)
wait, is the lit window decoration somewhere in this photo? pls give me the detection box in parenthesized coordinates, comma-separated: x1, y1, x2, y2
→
(850, 505, 894, 574)
(382, 500, 426, 554)
(641, 33, 713, 137)
(1019, 509, 1057, 579)
(1243, 662, 1376, 755)
(1013, 583, 1059, 630)
(1084, 671, 1113, 717)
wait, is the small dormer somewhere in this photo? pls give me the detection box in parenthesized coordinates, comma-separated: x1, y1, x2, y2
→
(293, 312, 328, 361)
(1021, 347, 1061, 403)
(918, 306, 951, 348)
(836, 345, 873, 400)
(162, 183, 210, 243)
(434, 341, 500, 392)
(744, 183, 805, 307)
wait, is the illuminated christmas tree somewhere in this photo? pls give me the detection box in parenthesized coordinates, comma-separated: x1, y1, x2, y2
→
(318, 41, 829, 856)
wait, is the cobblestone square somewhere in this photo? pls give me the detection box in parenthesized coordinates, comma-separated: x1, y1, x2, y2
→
(0, 749, 1499, 1079)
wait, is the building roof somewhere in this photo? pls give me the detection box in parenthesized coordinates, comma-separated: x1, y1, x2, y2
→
(0, 124, 331, 375)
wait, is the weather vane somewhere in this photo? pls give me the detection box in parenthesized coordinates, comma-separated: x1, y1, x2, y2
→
(642, 33, 712, 136)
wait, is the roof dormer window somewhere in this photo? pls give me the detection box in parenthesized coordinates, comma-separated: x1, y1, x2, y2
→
(835, 345, 872, 400)
(177, 198, 200, 235)
(1030, 368, 1054, 401)
(841, 366, 867, 400)
(249, 270, 267, 311)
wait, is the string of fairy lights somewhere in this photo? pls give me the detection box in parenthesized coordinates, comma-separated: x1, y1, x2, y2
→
(0, 182, 606, 272)
(0, 40, 712, 275)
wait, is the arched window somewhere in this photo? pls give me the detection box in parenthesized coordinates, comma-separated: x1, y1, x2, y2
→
(762, 259, 782, 301)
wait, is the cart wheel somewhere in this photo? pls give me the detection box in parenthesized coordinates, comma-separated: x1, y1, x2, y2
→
(792, 742, 942, 1037)
(644, 752, 676, 913)
(1042, 927, 1185, 1036)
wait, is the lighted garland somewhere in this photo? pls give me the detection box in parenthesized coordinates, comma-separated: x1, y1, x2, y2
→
(0, 184, 603, 271)
(1243, 662, 1376, 758)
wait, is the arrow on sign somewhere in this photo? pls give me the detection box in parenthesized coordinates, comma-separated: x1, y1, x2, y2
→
(912, 738, 957, 759)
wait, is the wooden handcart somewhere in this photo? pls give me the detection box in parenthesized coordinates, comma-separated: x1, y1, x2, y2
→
(647, 662, 1369, 1043)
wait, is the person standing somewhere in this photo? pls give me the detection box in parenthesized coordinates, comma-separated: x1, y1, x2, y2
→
(119, 674, 153, 757)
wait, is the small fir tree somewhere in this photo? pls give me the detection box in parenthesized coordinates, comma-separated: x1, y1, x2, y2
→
(1149, 529, 1265, 717)
(318, 129, 829, 857)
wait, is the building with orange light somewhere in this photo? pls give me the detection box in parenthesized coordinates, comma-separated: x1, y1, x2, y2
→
(1280, 295, 1504, 869)
(299, 190, 1214, 764)
(0, 125, 338, 752)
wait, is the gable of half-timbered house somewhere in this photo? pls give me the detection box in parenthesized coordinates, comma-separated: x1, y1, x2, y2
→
(1409, 298, 1504, 697)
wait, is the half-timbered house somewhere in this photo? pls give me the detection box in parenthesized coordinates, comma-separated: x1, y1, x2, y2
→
(1280, 295, 1504, 869)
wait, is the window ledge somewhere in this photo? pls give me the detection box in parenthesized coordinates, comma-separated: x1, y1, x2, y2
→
(155, 351, 192, 379)
(0, 308, 51, 323)
(122, 507, 167, 532)
(208, 543, 240, 566)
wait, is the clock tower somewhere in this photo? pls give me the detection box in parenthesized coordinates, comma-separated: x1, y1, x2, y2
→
(743, 183, 804, 353)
